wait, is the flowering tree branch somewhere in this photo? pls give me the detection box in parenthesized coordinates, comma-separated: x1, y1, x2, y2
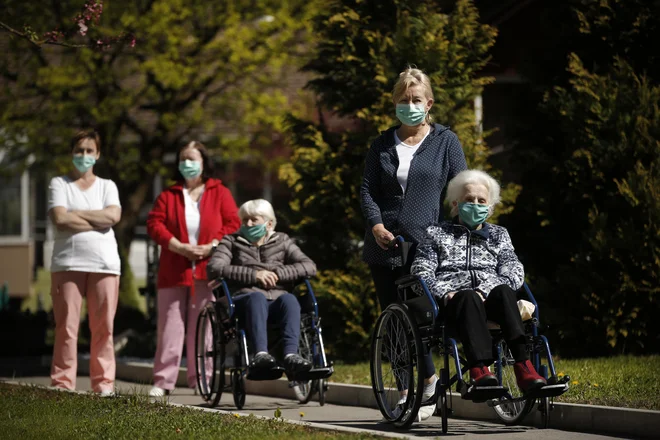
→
(0, 1, 135, 49)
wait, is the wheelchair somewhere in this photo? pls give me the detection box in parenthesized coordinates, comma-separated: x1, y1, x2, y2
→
(370, 236, 570, 432)
(194, 277, 333, 409)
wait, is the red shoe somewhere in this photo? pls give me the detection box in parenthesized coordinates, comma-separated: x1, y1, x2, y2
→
(469, 365, 498, 387)
(514, 360, 547, 394)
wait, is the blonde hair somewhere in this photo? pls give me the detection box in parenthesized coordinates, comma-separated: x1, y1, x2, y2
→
(392, 67, 434, 124)
(238, 199, 277, 228)
(446, 170, 501, 217)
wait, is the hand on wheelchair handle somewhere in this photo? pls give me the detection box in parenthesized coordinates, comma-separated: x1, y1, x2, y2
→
(372, 224, 395, 250)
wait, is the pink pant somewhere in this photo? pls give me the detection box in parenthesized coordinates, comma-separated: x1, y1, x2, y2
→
(50, 271, 119, 392)
(153, 280, 214, 390)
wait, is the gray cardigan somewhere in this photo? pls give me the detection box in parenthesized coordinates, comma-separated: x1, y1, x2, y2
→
(207, 232, 317, 300)
(360, 124, 467, 267)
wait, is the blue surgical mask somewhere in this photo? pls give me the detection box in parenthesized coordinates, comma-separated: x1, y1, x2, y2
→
(395, 103, 427, 126)
(240, 223, 268, 243)
(179, 160, 202, 179)
(72, 155, 96, 173)
(458, 202, 489, 229)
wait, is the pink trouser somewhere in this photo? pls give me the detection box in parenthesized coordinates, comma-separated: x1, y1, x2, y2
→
(153, 280, 214, 390)
(50, 271, 119, 392)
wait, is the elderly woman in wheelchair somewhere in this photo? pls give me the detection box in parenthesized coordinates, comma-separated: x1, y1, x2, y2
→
(370, 169, 569, 431)
(200, 199, 331, 408)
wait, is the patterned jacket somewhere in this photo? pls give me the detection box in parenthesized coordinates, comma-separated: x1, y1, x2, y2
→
(360, 124, 467, 267)
(411, 220, 524, 300)
(207, 232, 317, 300)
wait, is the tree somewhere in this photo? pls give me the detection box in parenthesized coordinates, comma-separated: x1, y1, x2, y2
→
(279, 0, 512, 358)
(508, 0, 660, 355)
(0, 0, 316, 308)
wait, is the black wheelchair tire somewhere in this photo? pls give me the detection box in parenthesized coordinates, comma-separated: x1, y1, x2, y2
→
(292, 322, 315, 404)
(492, 340, 535, 425)
(439, 390, 448, 434)
(540, 397, 550, 429)
(370, 303, 424, 429)
(232, 369, 246, 409)
(318, 379, 326, 406)
(195, 303, 225, 407)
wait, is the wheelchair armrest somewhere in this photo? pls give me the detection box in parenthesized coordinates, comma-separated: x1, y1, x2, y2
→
(395, 274, 420, 287)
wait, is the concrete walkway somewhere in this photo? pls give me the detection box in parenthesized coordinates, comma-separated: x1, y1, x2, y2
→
(5, 376, 628, 440)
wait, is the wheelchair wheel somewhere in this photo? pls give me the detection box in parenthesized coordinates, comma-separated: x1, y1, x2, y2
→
(318, 379, 326, 406)
(540, 397, 550, 428)
(439, 390, 448, 434)
(492, 340, 535, 425)
(370, 303, 424, 429)
(231, 369, 246, 409)
(195, 303, 225, 407)
(292, 324, 314, 404)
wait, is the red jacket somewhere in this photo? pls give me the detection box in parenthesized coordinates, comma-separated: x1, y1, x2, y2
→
(147, 178, 241, 289)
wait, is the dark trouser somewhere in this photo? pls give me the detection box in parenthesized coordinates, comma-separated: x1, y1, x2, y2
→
(234, 292, 301, 356)
(443, 285, 527, 367)
(370, 264, 436, 378)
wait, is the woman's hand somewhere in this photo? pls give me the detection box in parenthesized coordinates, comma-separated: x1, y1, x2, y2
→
(372, 224, 395, 250)
(178, 243, 207, 261)
(444, 291, 457, 306)
(256, 270, 279, 289)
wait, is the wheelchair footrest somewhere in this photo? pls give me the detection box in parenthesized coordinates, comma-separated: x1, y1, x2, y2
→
(526, 383, 568, 399)
(287, 366, 334, 382)
(458, 381, 509, 403)
(246, 366, 285, 381)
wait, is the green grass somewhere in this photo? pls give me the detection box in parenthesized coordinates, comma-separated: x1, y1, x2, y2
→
(0, 383, 380, 440)
(330, 355, 660, 410)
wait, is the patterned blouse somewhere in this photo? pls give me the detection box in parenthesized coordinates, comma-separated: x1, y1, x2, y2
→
(360, 123, 467, 267)
(411, 220, 525, 300)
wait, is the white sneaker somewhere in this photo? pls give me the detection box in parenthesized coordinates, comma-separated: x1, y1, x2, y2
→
(149, 386, 170, 397)
(99, 389, 116, 398)
(417, 403, 436, 421)
(418, 375, 439, 421)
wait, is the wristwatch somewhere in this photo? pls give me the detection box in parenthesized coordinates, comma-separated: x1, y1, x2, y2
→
(211, 239, 219, 253)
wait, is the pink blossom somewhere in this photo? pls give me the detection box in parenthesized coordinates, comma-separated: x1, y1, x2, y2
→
(78, 21, 88, 36)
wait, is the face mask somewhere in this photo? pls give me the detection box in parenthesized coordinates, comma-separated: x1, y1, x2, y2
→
(458, 202, 489, 229)
(179, 160, 202, 179)
(395, 103, 427, 126)
(72, 155, 96, 173)
(240, 223, 268, 243)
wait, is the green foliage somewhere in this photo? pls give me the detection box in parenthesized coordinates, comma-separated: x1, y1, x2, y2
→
(0, 0, 317, 308)
(0, 383, 381, 439)
(509, 0, 660, 355)
(280, 0, 512, 359)
(543, 56, 660, 353)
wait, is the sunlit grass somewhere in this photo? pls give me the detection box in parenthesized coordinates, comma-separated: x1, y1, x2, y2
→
(331, 355, 660, 410)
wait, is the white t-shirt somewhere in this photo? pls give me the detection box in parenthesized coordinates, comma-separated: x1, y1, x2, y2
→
(48, 176, 122, 275)
(183, 187, 202, 246)
(395, 128, 430, 193)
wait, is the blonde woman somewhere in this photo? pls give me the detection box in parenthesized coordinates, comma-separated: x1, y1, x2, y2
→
(360, 67, 467, 421)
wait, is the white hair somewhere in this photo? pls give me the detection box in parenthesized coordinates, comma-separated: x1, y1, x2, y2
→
(446, 169, 501, 217)
(238, 199, 277, 228)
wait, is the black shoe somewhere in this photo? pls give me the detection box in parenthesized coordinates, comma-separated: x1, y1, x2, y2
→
(283, 354, 312, 375)
(250, 352, 277, 370)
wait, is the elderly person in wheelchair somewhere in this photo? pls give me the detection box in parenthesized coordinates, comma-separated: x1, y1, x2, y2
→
(411, 169, 546, 395)
(207, 199, 316, 376)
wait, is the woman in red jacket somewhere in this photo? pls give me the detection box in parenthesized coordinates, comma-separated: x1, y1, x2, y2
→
(146, 141, 240, 397)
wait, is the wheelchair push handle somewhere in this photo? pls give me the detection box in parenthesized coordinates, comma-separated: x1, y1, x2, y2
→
(387, 235, 405, 249)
